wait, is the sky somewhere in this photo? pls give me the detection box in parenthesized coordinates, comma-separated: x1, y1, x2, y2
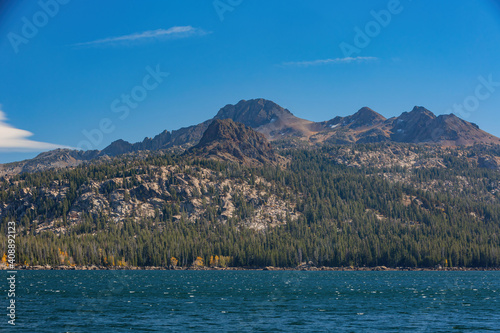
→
(1, 0, 500, 163)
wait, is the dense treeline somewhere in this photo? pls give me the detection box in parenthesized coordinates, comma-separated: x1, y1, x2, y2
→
(1, 145, 500, 268)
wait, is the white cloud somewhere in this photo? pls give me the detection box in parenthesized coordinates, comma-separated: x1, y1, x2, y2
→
(0, 109, 70, 152)
(74, 26, 210, 47)
(283, 56, 379, 67)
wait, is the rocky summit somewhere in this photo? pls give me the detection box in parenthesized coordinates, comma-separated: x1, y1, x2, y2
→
(188, 119, 278, 166)
(213, 99, 294, 128)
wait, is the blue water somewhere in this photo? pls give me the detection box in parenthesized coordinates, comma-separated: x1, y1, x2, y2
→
(1, 271, 499, 332)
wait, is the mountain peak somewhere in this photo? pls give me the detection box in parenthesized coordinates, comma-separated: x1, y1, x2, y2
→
(214, 99, 293, 128)
(356, 107, 376, 114)
(100, 139, 133, 157)
(326, 107, 386, 130)
(351, 107, 386, 124)
(197, 119, 250, 145)
(409, 106, 436, 119)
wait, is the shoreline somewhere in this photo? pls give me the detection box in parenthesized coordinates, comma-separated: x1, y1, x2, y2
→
(2, 265, 500, 272)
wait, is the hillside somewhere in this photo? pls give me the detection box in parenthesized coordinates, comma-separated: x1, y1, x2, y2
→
(1, 139, 500, 268)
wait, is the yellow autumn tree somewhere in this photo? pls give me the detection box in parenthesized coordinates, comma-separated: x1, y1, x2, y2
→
(207, 255, 231, 267)
(58, 248, 75, 266)
(170, 257, 178, 267)
(1, 253, 7, 264)
(209, 255, 221, 267)
(58, 248, 69, 265)
(193, 256, 204, 267)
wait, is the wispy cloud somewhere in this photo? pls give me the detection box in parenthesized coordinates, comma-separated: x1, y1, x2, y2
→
(283, 56, 379, 67)
(0, 108, 71, 152)
(74, 26, 210, 47)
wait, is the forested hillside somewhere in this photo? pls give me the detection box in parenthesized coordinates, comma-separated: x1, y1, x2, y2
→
(1, 143, 499, 268)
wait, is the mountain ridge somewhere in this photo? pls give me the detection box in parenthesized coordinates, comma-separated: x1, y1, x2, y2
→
(1, 98, 499, 176)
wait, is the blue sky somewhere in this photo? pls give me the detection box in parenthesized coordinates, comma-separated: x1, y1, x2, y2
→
(1, 0, 500, 163)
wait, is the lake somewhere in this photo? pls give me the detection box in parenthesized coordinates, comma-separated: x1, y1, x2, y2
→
(1, 271, 499, 332)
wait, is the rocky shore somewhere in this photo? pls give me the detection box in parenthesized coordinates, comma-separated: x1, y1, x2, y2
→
(2, 264, 499, 271)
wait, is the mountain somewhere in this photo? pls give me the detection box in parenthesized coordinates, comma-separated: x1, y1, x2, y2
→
(0, 149, 100, 177)
(100, 139, 134, 157)
(102, 98, 307, 157)
(214, 99, 293, 128)
(214, 98, 315, 141)
(188, 119, 278, 166)
(381, 106, 500, 145)
(315, 107, 389, 144)
(324, 107, 386, 130)
(101, 120, 213, 157)
(2, 99, 500, 176)
(316, 106, 500, 146)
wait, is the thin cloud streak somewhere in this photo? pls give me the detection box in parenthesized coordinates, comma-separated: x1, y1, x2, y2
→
(283, 56, 379, 67)
(0, 109, 71, 152)
(74, 26, 210, 47)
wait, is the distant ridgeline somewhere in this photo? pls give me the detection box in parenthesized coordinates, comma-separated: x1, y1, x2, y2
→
(1, 99, 499, 176)
(1, 99, 500, 268)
